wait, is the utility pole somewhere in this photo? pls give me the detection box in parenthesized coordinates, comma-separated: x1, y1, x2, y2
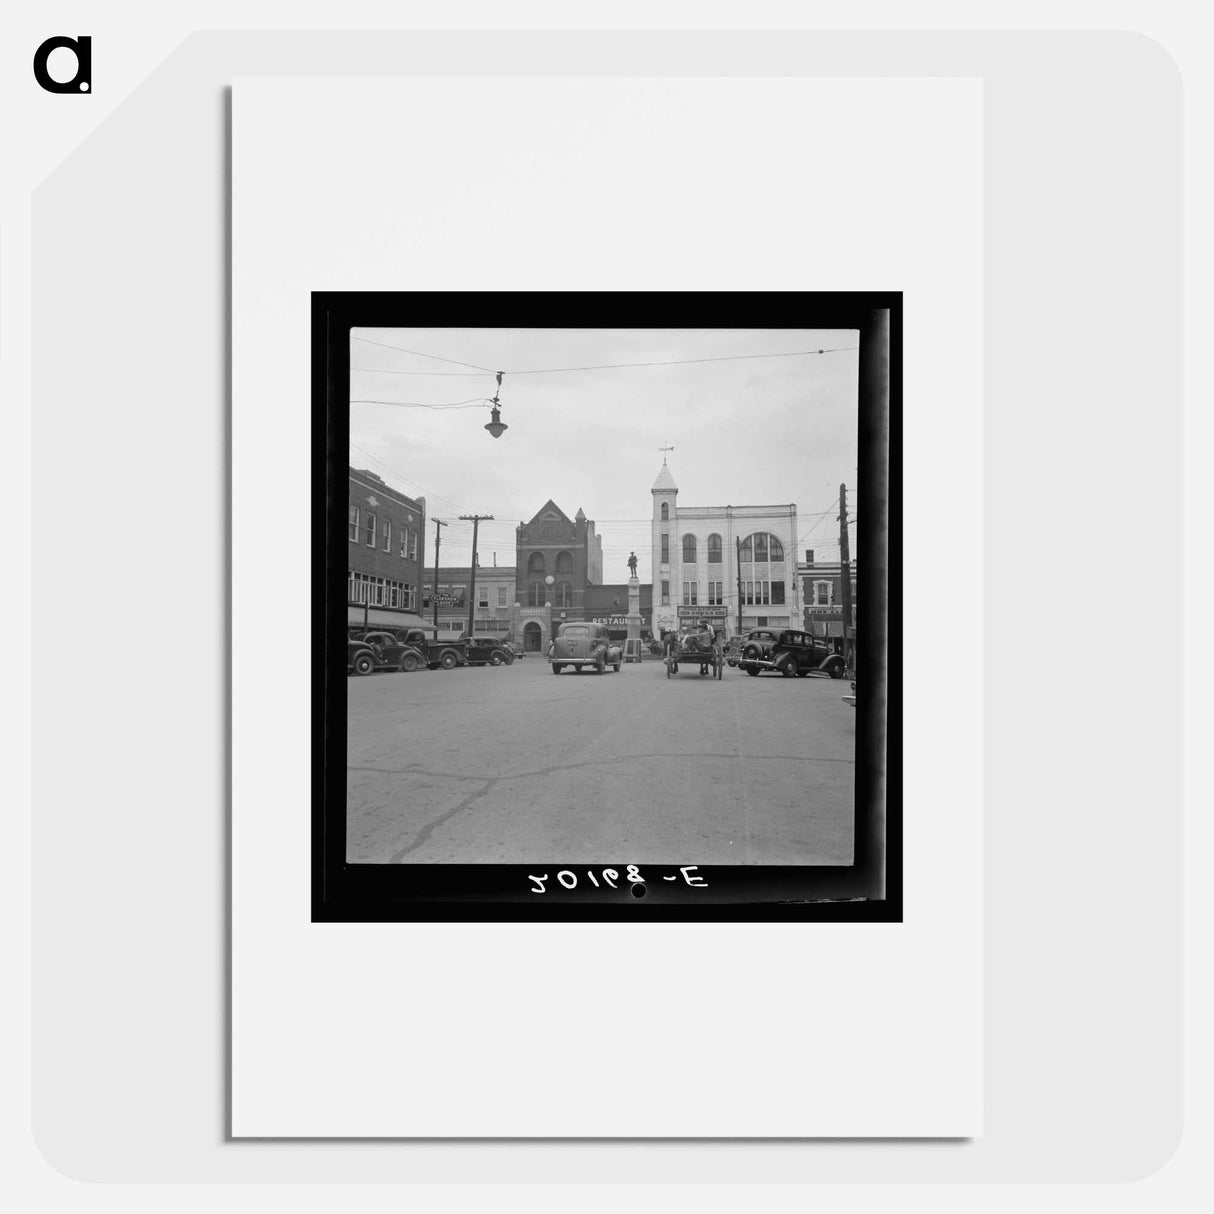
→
(431, 518, 447, 630)
(736, 536, 745, 636)
(839, 483, 853, 675)
(459, 513, 495, 637)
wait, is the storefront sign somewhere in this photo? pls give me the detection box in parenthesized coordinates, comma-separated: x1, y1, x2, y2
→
(676, 606, 727, 620)
(591, 615, 633, 626)
(428, 591, 463, 607)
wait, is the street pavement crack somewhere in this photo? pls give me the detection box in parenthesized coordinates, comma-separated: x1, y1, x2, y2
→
(387, 777, 497, 862)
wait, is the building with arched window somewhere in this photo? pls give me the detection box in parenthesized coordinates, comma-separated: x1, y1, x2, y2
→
(513, 499, 604, 653)
(650, 459, 800, 638)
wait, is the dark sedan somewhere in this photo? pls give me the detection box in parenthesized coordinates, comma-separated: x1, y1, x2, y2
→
(347, 631, 426, 675)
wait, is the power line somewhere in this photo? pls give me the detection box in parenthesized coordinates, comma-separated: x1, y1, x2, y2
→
(348, 342, 859, 378)
(350, 397, 490, 410)
(506, 346, 859, 375)
(350, 334, 496, 373)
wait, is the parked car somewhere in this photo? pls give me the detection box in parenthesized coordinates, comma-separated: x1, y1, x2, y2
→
(549, 621, 622, 675)
(351, 626, 466, 670)
(735, 628, 846, 679)
(459, 633, 516, 666)
(347, 631, 426, 675)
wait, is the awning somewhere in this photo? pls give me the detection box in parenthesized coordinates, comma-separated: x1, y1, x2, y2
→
(347, 606, 436, 633)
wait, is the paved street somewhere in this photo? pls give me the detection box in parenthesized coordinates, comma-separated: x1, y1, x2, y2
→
(346, 657, 855, 865)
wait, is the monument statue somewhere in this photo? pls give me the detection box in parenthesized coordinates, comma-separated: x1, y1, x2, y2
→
(627, 551, 638, 577)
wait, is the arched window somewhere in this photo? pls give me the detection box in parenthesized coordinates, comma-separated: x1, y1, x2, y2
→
(527, 552, 545, 576)
(527, 581, 545, 607)
(739, 535, 752, 561)
(753, 533, 768, 562)
(554, 581, 573, 607)
(660, 502, 669, 521)
(768, 536, 784, 562)
(707, 533, 722, 563)
(682, 534, 696, 562)
(555, 550, 573, 575)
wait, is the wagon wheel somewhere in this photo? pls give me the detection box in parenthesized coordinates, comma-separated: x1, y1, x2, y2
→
(715, 649, 723, 680)
(665, 656, 672, 679)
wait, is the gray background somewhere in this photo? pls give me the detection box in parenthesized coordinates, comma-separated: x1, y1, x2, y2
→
(31, 31, 1180, 1180)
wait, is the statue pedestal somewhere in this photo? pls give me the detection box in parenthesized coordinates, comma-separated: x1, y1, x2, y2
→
(626, 576, 642, 641)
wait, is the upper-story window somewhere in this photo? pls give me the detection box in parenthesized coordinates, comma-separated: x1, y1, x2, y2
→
(660, 534, 669, 563)
(740, 532, 784, 563)
(348, 506, 359, 542)
(527, 581, 545, 607)
(497, 586, 508, 608)
(527, 552, 545, 577)
(813, 581, 833, 606)
(682, 534, 696, 562)
(381, 519, 391, 552)
(660, 502, 669, 521)
(364, 512, 376, 547)
(707, 533, 722, 563)
(478, 585, 489, 608)
(555, 550, 573, 575)
(554, 581, 573, 607)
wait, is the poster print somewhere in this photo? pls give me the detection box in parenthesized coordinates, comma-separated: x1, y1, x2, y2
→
(314, 292, 900, 920)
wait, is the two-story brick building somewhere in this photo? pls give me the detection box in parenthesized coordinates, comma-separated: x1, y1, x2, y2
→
(799, 549, 858, 649)
(347, 468, 427, 630)
(422, 563, 518, 638)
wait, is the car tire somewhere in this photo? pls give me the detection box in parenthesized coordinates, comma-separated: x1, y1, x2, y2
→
(743, 644, 762, 661)
(400, 653, 421, 673)
(796, 669, 810, 678)
(552, 663, 562, 675)
(440, 651, 458, 670)
(353, 653, 375, 676)
(745, 666, 759, 677)
(490, 652, 503, 666)
(596, 657, 605, 675)
(781, 656, 799, 678)
(828, 660, 844, 679)
(613, 661, 621, 672)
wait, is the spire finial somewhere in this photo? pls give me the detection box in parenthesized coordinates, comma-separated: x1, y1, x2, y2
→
(658, 442, 674, 465)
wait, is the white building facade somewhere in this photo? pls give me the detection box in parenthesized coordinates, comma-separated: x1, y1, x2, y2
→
(649, 461, 800, 638)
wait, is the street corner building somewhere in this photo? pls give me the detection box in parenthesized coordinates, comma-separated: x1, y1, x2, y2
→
(346, 467, 427, 631)
(649, 459, 801, 638)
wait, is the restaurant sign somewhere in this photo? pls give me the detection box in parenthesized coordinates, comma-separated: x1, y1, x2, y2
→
(591, 615, 633, 626)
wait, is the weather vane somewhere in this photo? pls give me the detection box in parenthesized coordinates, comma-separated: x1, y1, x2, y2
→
(659, 442, 674, 464)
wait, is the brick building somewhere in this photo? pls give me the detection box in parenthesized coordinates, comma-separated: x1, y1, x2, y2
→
(347, 468, 426, 629)
(799, 551, 858, 648)
(423, 563, 518, 638)
(514, 500, 604, 653)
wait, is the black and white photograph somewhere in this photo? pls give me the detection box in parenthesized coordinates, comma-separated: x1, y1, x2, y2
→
(315, 292, 899, 918)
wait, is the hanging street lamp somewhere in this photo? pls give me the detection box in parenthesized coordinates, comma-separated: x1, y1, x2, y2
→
(484, 370, 508, 438)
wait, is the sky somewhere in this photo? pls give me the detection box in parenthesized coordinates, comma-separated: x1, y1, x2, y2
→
(348, 327, 859, 585)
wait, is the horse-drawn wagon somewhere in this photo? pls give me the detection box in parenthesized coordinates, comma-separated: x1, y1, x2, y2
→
(663, 628, 724, 681)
